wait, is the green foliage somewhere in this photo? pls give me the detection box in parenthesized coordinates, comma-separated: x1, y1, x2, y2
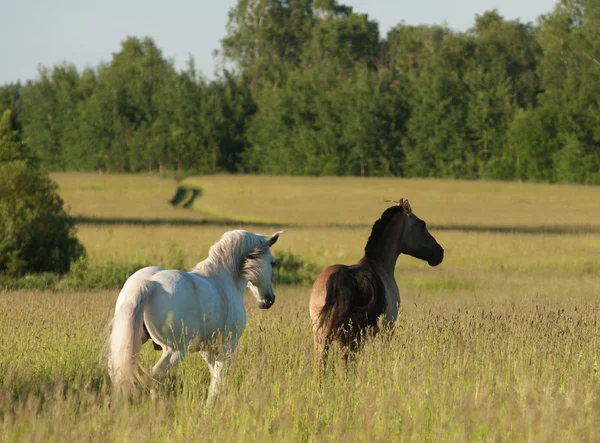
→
(0, 110, 84, 275)
(552, 133, 591, 184)
(55, 257, 137, 290)
(401, 32, 472, 178)
(273, 250, 319, 286)
(0, 250, 319, 290)
(0, 109, 37, 166)
(504, 107, 558, 181)
(2, 2, 600, 184)
(0, 258, 146, 291)
(0, 83, 22, 133)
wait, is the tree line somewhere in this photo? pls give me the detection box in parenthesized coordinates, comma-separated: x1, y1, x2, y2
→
(1, 0, 599, 184)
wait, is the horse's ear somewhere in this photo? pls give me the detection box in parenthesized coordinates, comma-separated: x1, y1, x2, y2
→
(402, 199, 412, 213)
(268, 231, 283, 246)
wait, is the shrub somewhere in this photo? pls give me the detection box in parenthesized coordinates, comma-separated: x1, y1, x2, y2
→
(56, 258, 144, 290)
(0, 110, 85, 275)
(0, 259, 145, 291)
(273, 251, 319, 286)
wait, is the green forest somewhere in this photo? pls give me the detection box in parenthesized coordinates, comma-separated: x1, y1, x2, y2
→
(1, 0, 599, 183)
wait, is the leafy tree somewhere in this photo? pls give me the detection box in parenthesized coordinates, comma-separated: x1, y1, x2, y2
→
(20, 64, 87, 169)
(210, 71, 257, 172)
(220, 0, 315, 82)
(504, 107, 558, 181)
(0, 110, 84, 275)
(402, 32, 472, 178)
(2, 1, 599, 184)
(304, 6, 380, 71)
(0, 83, 23, 133)
(511, 0, 600, 184)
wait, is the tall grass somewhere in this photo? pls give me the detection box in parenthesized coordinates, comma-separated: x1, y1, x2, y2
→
(1, 173, 599, 441)
(1, 289, 599, 441)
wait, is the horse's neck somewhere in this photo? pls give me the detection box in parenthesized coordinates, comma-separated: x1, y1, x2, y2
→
(362, 217, 404, 274)
(193, 260, 248, 296)
(214, 270, 248, 296)
(359, 217, 404, 322)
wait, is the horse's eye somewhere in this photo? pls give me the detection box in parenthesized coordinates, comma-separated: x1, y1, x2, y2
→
(271, 261, 277, 268)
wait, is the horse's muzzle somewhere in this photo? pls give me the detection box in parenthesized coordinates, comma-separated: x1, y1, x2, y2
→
(258, 295, 275, 310)
(428, 247, 444, 267)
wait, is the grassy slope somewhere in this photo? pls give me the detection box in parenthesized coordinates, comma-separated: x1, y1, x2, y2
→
(181, 174, 600, 230)
(0, 173, 598, 441)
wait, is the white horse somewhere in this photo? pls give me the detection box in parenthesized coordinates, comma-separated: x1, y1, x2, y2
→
(105, 229, 282, 404)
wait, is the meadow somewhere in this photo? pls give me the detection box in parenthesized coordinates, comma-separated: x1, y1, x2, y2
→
(1, 172, 599, 442)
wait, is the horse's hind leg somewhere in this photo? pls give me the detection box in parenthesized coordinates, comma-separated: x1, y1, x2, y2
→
(313, 330, 332, 372)
(152, 348, 184, 378)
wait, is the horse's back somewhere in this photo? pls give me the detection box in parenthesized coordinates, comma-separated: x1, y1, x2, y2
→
(145, 270, 214, 315)
(116, 266, 165, 313)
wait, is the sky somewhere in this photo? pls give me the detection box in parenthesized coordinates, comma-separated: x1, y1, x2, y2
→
(1, 0, 559, 85)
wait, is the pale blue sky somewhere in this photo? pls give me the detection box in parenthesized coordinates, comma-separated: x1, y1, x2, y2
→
(1, 0, 559, 85)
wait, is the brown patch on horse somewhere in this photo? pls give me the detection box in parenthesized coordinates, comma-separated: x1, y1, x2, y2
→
(316, 265, 386, 357)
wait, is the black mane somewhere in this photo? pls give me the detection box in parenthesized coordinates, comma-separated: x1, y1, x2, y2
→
(364, 206, 405, 257)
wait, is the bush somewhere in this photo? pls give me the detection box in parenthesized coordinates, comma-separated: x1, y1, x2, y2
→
(56, 257, 144, 290)
(0, 110, 84, 275)
(0, 259, 145, 291)
(273, 251, 319, 286)
(0, 252, 319, 291)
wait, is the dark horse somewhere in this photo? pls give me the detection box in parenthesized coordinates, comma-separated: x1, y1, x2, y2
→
(309, 199, 444, 362)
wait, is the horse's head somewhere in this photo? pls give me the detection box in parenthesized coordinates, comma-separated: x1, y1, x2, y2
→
(245, 231, 282, 310)
(393, 199, 444, 267)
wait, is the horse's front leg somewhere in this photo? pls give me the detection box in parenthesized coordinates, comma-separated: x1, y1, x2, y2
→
(206, 358, 227, 407)
(201, 338, 237, 407)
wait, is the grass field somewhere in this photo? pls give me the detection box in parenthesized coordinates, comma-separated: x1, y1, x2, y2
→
(1, 173, 599, 441)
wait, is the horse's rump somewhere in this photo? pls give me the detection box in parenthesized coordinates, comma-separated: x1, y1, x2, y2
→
(317, 265, 386, 345)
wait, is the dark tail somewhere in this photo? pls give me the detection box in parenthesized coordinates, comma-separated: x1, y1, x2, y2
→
(316, 266, 386, 347)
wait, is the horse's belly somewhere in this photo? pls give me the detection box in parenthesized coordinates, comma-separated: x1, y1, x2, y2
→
(146, 297, 219, 343)
(186, 314, 246, 353)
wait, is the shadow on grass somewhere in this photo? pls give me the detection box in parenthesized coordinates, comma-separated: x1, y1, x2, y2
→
(73, 216, 600, 235)
(73, 216, 283, 228)
(429, 224, 600, 235)
(169, 185, 203, 209)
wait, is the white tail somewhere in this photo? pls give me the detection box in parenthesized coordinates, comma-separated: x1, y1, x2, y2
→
(107, 280, 156, 393)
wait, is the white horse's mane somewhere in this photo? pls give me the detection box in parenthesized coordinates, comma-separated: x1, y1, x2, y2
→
(192, 230, 269, 281)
